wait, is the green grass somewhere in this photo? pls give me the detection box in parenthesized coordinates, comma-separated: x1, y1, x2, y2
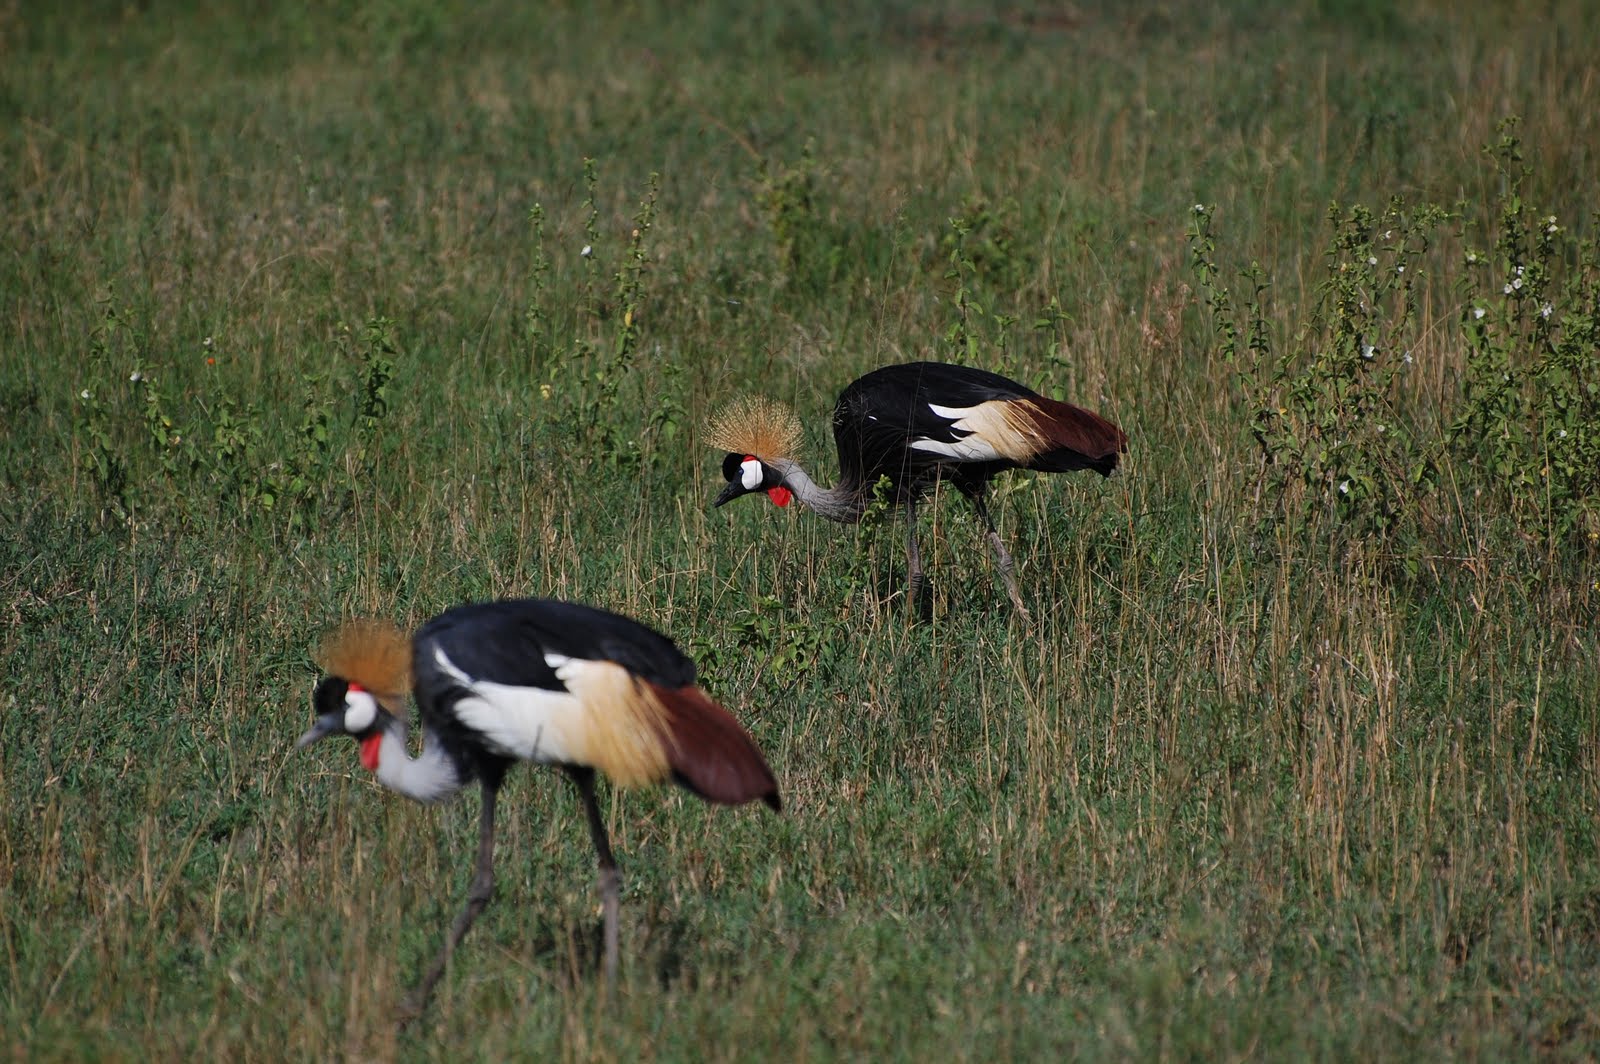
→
(5, 1, 1600, 1059)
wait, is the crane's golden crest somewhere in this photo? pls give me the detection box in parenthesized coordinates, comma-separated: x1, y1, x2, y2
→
(318, 620, 412, 702)
(706, 395, 802, 461)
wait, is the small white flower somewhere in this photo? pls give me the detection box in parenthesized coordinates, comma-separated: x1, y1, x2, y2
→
(1559, 429, 1568, 439)
(1396, 264, 1405, 274)
(581, 244, 593, 257)
(79, 389, 91, 399)
(1368, 256, 1378, 266)
(1339, 480, 1351, 495)
(1541, 303, 1553, 319)
(1362, 344, 1377, 360)
(1502, 373, 1511, 382)
(1466, 251, 1478, 264)
(1377, 423, 1387, 433)
(1474, 307, 1486, 319)
(1515, 265, 1525, 275)
(1403, 352, 1414, 365)
(1384, 230, 1393, 240)
(1512, 276, 1523, 290)
(203, 336, 213, 347)
(1504, 284, 1513, 294)
(1547, 215, 1560, 233)
(129, 371, 143, 383)
(1193, 203, 1206, 214)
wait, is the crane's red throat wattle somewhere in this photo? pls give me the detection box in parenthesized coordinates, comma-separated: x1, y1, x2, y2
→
(360, 732, 383, 771)
(767, 486, 792, 507)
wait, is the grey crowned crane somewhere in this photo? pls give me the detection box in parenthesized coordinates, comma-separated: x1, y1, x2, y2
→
(710, 361, 1126, 618)
(295, 598, 779, 1013)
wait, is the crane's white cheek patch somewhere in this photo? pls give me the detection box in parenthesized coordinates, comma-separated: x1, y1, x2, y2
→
(344, 690, 378, 732)
(739, 458, 763, 490)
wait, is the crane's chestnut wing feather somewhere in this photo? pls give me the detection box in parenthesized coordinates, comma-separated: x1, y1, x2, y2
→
(1011, 394, 1126, 475)
(645, 682, 781, 810)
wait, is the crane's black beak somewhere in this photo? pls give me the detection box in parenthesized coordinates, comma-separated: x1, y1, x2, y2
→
(712, 482, 746, 508)
(296, 714, 342, 749)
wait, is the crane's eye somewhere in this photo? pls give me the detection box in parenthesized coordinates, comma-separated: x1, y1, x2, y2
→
(344, 687, 379, 733)
(739, 457, 763, 490)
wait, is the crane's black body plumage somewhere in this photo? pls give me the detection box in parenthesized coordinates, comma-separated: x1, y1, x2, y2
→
(830, 362, 1120, 501)
(411, 598, 700, 785)
(416, 598, 697, 690)
(713, 361, 1126, 617)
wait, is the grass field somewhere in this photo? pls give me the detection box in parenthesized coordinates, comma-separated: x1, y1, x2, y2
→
(5, 1, 1600, 1059)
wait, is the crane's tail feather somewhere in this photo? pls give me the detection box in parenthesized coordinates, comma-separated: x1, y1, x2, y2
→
(644, 681, 782, 811)
(1013, 396, 1127, 476)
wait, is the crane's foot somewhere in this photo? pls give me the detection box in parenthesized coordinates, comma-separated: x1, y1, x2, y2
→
(997, 567, 1033, 624)
(1004, 589, 1034, 626)
(394, 988, 429, 1030)
(983, 529, 1033, 625)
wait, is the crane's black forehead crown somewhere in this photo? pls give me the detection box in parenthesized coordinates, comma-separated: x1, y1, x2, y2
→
(721, 452, 748, 481)
(312, 675, 350, 716)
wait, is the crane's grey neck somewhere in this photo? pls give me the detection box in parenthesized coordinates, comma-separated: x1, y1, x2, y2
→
(768, 457, 867, 524)
(373, 717, 464, 804)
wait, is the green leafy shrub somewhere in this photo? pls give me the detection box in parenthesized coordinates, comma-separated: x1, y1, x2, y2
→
(1449, 120, 1600, 547)
(1193, 118, 1600, 574)
(526, 164, 671, 472)
(71, 313, 397, 533)
(757, 139, 860, 296)
(1192, 196, 1446, 549)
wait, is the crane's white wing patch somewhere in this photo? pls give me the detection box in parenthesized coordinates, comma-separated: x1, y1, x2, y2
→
(431, 646, 585, 763)
(431, 647, 673, 787)
(908, 434, 1005, 461)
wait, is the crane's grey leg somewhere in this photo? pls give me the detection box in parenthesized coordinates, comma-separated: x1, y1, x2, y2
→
(401, 779, 499, 1021)
(904, 495, 928, 617)
(570, 767, 620, 987)
(969, 494, 1032, 622)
